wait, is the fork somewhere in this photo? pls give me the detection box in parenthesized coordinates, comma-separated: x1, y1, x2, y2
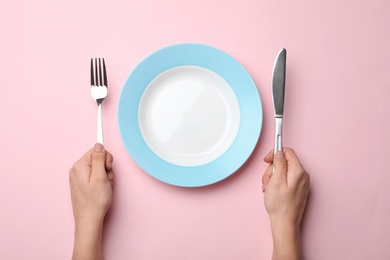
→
(90, 58, 108, 145)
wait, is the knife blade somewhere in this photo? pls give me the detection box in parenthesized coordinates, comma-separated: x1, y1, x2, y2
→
(272, 48, 286, 153)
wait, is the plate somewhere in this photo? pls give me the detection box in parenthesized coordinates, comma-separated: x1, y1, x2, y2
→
(118, 43, 262, 187)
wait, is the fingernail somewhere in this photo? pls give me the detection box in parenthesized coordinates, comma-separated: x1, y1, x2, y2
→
(275, 151, 284, 159)
(94, 143, 104, 152)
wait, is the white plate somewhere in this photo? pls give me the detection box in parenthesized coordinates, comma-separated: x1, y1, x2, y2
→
(138, 65, 240, 167)
(118, 43, 262, 187)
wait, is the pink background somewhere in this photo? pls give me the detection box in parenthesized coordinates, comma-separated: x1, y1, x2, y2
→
(1, 0, 389, 259)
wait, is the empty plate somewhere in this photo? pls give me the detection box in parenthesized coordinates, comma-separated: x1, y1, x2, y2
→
(118, 43, 262, 187)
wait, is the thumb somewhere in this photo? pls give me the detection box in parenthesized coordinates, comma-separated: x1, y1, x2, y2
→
(272, 151, 287, 183)
(91, 143, 107, 180)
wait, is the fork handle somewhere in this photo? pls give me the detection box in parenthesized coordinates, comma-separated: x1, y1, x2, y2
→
(97, 102, 104, 145)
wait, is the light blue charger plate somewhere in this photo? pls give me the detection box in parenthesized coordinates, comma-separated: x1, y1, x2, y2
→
(118, 43, 262, 187)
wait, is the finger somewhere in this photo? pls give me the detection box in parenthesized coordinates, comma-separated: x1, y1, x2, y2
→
(272, 151, 287, 183)
(283, 147, 301, 165)
(283, 147, 303, 174)
(262, 164, 273, 185)
(105, 151, 113, 171)
(263, 149, 274, 163)
(91, 143, 108, 181)
(107, 170, 115, 187)
(107, 170, 115, 182)
(283, 148, 306, 185)
(79, 148, 94, 167)
(69, 148, 94, 181)
(262, 164, 273, 192)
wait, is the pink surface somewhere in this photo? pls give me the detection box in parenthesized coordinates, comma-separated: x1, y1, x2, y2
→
(1, 0, 389, 259)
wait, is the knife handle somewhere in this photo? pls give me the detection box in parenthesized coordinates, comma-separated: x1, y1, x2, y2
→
(274, 117, 283, 153)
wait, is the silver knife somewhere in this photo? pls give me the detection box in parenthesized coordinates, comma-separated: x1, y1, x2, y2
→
(272, 48, 286, 154)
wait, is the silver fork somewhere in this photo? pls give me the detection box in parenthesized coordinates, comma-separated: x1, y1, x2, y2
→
(90, 58, 108, 145)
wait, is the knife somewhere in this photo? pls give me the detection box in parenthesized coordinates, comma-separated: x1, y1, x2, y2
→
(272, 48, 286, 154)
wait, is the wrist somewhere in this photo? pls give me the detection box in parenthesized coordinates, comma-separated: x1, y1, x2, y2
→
(73, 216, 104, 260)
(269, 216, 301, 260)
(269, 213, 299, 227)
(74, 215, 105, 239)
(270, 216, 300, 242)
(74, 214, 105, 242)
(74, 208, 107, 226)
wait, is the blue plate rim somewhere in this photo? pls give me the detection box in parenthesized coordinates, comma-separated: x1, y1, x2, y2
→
(118, 43, 263, 187)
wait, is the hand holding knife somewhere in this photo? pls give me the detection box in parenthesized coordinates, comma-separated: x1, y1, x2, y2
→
(272, 49, 287, 154)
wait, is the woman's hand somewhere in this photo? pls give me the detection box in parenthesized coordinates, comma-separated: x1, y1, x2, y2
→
(262, 148, 310, 260)
(69, 143, 115, 260)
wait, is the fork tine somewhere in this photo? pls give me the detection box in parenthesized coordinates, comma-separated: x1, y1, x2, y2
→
(102, 58, 107, 87)
(91, 58, 94, 86)
(95, 58, 98, 86)
(98, 58, 103, 86)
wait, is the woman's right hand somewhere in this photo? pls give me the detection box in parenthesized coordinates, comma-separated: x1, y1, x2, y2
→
(262, 148, 310, 260)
